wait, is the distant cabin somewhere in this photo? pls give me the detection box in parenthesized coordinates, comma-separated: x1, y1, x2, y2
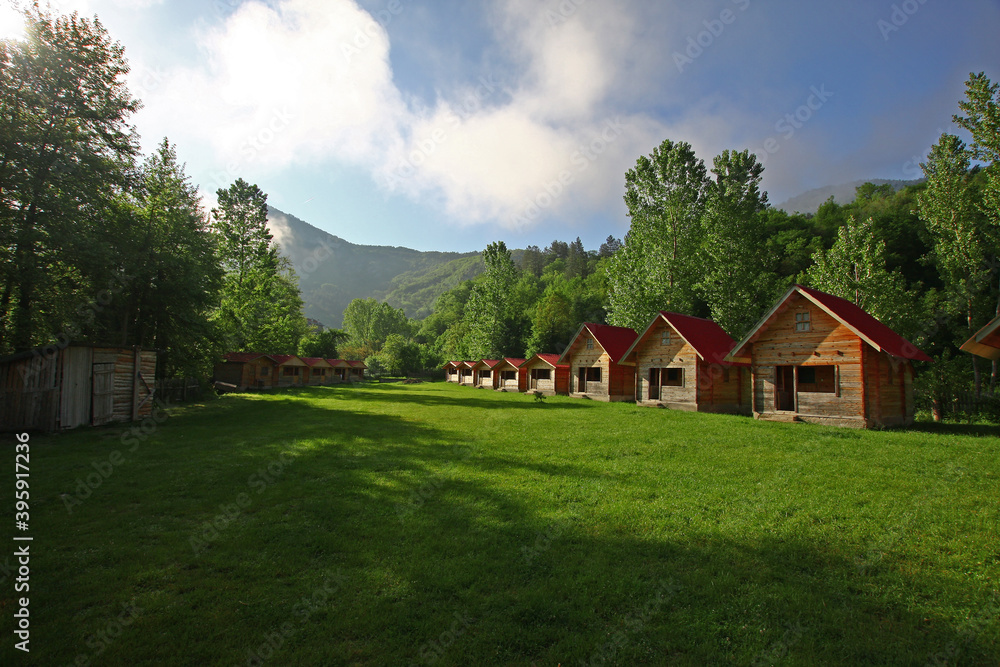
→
(301, 357, 334, 385)
(443, 361, 462, 383)
(960, 315, 1000, 361)
(1, 344, 156, 432)
(472, 360, 501, 389)
(215, 352, 278, 390)
(621, 312, 750, 414)
(346, 360, 367, 381)
(494, 357, 527, 392)
(559, 323, 638, 402)
(521, 353, 570, 395)
(458, 361, 476, 386)
(726, 285, 931, 428)
(271, 355, 308, 387)
(327, 359, 351, 383)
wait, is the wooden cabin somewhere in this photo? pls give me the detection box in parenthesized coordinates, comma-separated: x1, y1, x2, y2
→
(214, 352, 278, 390)
(443, 361, 462, 383)
(961, 315, 1000, 361)
(1, 344, 157, 431)
(472, 360, 501, 389)
(271, 355, 308, 387)
(458, 361, 476, 386)
(301, 357, 334, 385)
(621, 312, 750, 414)
(521, 354, 570, 395)
(346, 360, 367, 381)
(725, 285, 932, 428)
(559, 323, 638, 401)
(494, 357, 527, 392)
(326, 359, 351, 383)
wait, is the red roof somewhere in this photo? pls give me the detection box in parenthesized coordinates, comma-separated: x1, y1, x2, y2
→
(559, 323, 638, 364)
(222, 352, 268, 363)
(624, 312, 747, 367)
(347, 360, 367, 369)
(459, 360, 477, 369)
(326, 358, 350, 367)
(500, 357, 526, 368)
(442, 360, 462, 369)
(729, 285, 932, 363)
(473, 359, 501, 369)
(521, 353, 569, 369)
(299, 357, 332, 367)
(270, 355, 302, 365)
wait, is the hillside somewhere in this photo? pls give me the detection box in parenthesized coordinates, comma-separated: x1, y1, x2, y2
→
(268, 207, 479, 327)
(776, 178, 922, 214)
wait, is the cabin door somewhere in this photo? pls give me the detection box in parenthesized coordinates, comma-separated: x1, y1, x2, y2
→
(92, 363, 115, 426)
(578, 368, 588, 393)
(648, 368, 660, 400)
(775, 365, 795, 411)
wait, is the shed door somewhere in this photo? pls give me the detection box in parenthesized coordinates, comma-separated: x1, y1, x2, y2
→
(92, 363, 115, 426)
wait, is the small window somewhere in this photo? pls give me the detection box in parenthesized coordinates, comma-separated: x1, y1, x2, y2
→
(313, 368, 323, 376)
(797, 365, 835, 393)
(480, 370, 491, 378)
(585, 367, 601, 382)
(260, 366, 270, 376)
(534, 368, 551, 381)
(661, 329, 671, 346)
(795, 311, 811, 332)
(283, 367, 295, 376)
(586, 338, 594, 350)
(502, 371, 515, 381)
(664, 368, 683, 387)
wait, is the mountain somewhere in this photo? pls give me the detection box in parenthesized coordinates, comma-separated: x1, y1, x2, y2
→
(267, 207, 479, 327)
(775, 178, 922, 214)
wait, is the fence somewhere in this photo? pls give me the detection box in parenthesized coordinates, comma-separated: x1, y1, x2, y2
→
(915, 387, 1000, 423)
(154, 377, 205, 404)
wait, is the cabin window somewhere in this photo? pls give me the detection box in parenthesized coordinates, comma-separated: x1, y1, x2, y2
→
(260, 366, 270, 376)
(797, 365, 835, 393)
(586, 338, 594, 350)
(664, 368, 683, 387)
(585, 367, 601, 382)
(480, 370, 491, 378)
(661, 329, 671, 346)
(282, 367, 297, 376)
(312, 369, 323, 376)
(534, 368, 551, 381)
(501, 371, 515, 381)
(795, 311, 811, 332)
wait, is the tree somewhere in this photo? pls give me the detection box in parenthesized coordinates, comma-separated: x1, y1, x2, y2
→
(342, 298, 411, 354)
(918, 134, 993, 392)
(463, 241, 520, 358)
(598, 235, 622, 258)
(212, 179, 307, 353)
(607, 139, 708, 330)
(0, 7, 140, 352)
(806, 215, 920, 338)
(298, 328, 348, 358)
(698, 149, 779, 338)
(379, 333, 421, 376)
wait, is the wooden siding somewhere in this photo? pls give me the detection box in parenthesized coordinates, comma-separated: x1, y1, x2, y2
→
(566, 331, 635, 401)
(523, 362, 569, 395)
(493, 361, 527, 392)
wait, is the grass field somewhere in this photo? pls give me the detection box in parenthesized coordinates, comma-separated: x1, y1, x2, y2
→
(3, 381, 999, 665)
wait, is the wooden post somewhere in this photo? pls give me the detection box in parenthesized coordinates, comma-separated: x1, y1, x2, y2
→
(132, 347, 140, 421)
(859, 340, 868, 422)
(792, 365, 799, 414)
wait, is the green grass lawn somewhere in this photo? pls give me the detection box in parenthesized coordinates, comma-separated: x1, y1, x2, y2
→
(4, 382, 999, 665)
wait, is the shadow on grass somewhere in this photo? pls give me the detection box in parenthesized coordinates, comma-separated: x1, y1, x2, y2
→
(320, 382, 601, 412)
(28, 390, 999, 667)
(907, 420, 1000, 438)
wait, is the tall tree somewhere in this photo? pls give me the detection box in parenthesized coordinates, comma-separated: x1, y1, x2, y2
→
(0, 7, 140, 352)
(607, 139, 708, 330)
(212, 179, 306, 353)
(463, 241, 520, 358)
(342, 298, 411, 356)
(698, 149, 779, 338)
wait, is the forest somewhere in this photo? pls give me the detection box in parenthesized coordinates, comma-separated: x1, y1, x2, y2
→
(2, 7, 998, 419)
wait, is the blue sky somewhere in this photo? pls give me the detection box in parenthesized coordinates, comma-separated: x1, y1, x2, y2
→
(3, 0, 999, 253)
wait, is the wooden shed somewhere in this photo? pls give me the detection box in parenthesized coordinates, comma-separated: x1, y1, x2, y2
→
(1, 344, 156, 432)
(458, 361, 476, 386)
(472, 360, 502, 389)
(559, 323, 638, 401)
(521, 354, 570, 395)
(621, 312, 751, 414)
(301, 357, 334, 385)
(725, 284, 932, 428)
(346, 360, 367, 381)
(960, 315, 1000, 360)
(494, 357, 527, 392)
(271, 355, 308, 387)
(214, 353, 278, 390)
(443, 361, 462, 383)
(327, 359, 351, 383)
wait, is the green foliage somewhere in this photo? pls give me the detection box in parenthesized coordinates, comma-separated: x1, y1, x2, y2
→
(212, 180, 307, 354)
(378, 333, 422, 376)
(342, 298, 412, 353)
(298, 328, 348, 359)
(462, 241, 522, 359)
(0, 6, 140, 352)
